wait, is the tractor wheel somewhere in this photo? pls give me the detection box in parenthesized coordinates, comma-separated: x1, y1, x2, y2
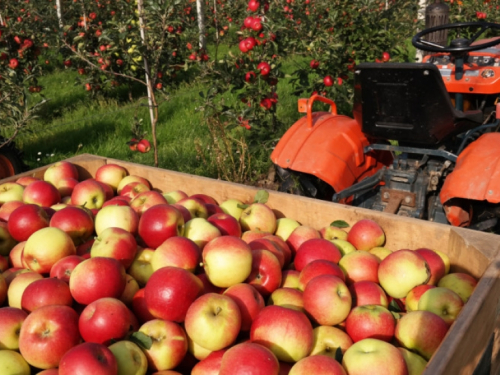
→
(275, 166, 334, 201)
(0, 141, 27, 180)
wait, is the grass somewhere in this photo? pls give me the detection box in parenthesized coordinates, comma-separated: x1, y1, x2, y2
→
(13, 45, 308, 183)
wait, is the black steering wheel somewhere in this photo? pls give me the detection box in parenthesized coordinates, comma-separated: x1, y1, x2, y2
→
(412, 21, 500, 53)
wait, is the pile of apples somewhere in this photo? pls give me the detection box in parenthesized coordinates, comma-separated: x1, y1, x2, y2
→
(0, 161, 478, 375)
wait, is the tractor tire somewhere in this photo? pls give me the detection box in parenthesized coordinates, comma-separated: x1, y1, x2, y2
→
(0, 140, 27, 180)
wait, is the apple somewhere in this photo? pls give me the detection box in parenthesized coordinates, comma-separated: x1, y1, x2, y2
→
(151, 236, 201, 273)
(395, 310, 449, 360)
(303, 274, 351, 326)
(35, 370, 59, 375)
(0, 273, 5, 305)
(117, 175, 151, 194)
(331, 239, 357, 256)
(207, 212, 242, 237)
(132, 288, 156, 324)
(346, 219, 385, 251)
(191, 349, 226, 375)
(95, 164, 128, 192)
(398, 347, 427, 375)
(144, 266, 203, 322)
(23, 180, 61, 207)
(223, 283, 265, 331)
(21, 277, 73, 312)
(274, 217, 301, 241)
(0, 307, 28, 350)
(71, 179, 106, 209)
(368, 247, 393, 261)
(437, 272, 477, 303)
(378, 249, 430, 298)
(289, 355, 347, 375)
(109, 340, 148, 375)
(298, 259, 345, 291)
(15, 176, 40, 187)
(0, 182, 25, 204)
(417, 286, 464, 326)
(251, 305, 314, 363)
(286, 225, 321, 257)
(0, 350, 31, 375)
(339, 250, 380, 285)
(130, 190, 168, 216)
(241, 229, 269, 243)
(294, 238, 342, 272)
(187, 335, 212, 360)
(137, 204, 184, 249)
(267, 287, 304, 313)
(91, 227, 138, 269)
(58, 342, 118, 375)
(7, 203, 50, 242)
(0, 255, 8, 272)
(239, 203, 277, 234)
(161, 190, 188, 204)
(102, 196, 130, 207)
(128, 247, 155, 286)
(22, 227, 76, 274)
(49, 206, 94, 245)
(415, 248, 446, 285)
(8, 272, 44, 308)
(245, 249, 282, 296)
(138, 319, 188, 371)
(319, 225, 348, 241)
(219, 342, 280, 375)
(0, 200, 24, 221)
(119, 273, 140, 306)
(49, 254, 84, 283)
(185, 293, 241, 351)
(94, 204, 139, 236)
(202, 235, 253, 288)
(349, 280, 389, 308)
(69, 257, 127, 305)
(171, 203, 192, 223)
(8, 241, 25, 268)
(197, 272, 224, 295)
(55, 177, 79, 197)
(79, 297, 131, 345)
(76, 238, 94, 259)
(263, 234, 293, 266)
(44, 161, 79, 187)
(184, 218, 221, 249)
(219, 198, 245, 220)
(433, 248, 451, 275)
(342, 338, 408, 375)
(310, 325, 353, 357)
(345, 304, 396, 343)
(206, 203, 224, 216)
(94, 179, 114, 201)
(0, 222, 17, 257)
(3, 268, 34, 286)
(176, 197, 209, 219)
(281, 269, 301, 289)
(120, 182, 151, 200)
(19, 304, 81, 369)
(404, 284, 436, 312)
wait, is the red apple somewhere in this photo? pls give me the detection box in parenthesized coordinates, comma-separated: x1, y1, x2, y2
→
(346, 219, 385, 251)
(138, 204, 185, 249)
(191, 349, 226, 375)
(310, 325, 353, 358)
(116, 175, 151, 194)
(162, 190, 188, 204)
(219, 342, 280, 375)
(22, 180, 61, 207)
(263, 234, 293, 267)
(349, 280, 389, 308)
(176, 197, 209, 219)
(7, 204, 50, 242)
(171, 203, 192, 223)
(207, 212, 242, 237)
(0, 307, 28, 350)
(0, 182, 24, 204)
(79, 297, 131, 345)
(19, 304, 81, 369)
(294, 238, 342, 272)
(130, 190, 168, 216)
(94, 205, 139, 235)
(144, 266, 203, 322)
(245, 249, 282, 297)
(69, 257, 127, 305)
(151, 236, 201, 273)
(417, 287, 464, 326)
(0, 200, 24, 221)
(267, 287, 304, 312)
(95, 164, 128, 192)
(58, 342, 118, 375)
(21, 277, 73, 312)
(298, 259, 345, 291)
(119, 182, 151, 200)
(289, 354, 346, 375)
(345, 304, 396, 343)
(7, 271, 44, 308)
(286, 226, 321, 258)
(16, 176, 40, 187)
(43, 161, 79, 187)
(223, 283, 265, 331)
(241, 229, 269, 243)
(437, 272, 478, 303)
(405, 284, 436, 312)
(8, 241, 25, 268)
(49, 206, 94, 245)
(55, 177, 79, 197)
(102, 197, 130, 207)
(71, 179, 106, 209)
(415, 248, 446, 285)
(132, 288, 156, 324)
(239, 203, 276, 234)
(90, 227, 138, 269)
(338, 250, 380, 284)
(249, 238, 285, 268)
(49, 254, 85, 283)
(280, 269, 300, 289)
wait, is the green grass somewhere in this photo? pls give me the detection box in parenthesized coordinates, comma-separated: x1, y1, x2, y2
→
(13, 50, 308, 183)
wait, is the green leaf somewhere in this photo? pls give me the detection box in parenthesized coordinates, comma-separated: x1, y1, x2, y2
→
(237, 203, 249, 210)
(334, 346, 343, 363)
(388, 299, 403, 313)
(330, 220, 349, 228)
(254, 190, 269, 204)
(129, 331, 153, 350)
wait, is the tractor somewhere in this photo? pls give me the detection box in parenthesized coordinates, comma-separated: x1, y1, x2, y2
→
(272, 22, 500, 231)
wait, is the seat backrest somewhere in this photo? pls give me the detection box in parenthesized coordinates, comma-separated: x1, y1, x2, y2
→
(353, 62, 462, 145)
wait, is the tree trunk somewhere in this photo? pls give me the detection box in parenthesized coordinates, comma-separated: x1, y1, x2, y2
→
(196, 0, 206, 50)
(56, 0, 63, 28)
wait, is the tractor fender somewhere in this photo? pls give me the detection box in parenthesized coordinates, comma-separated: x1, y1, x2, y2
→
(440, 133, 500, 206)
(271, 112, 392, 193)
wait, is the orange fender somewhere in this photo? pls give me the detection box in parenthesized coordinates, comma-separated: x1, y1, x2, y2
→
(271, 96, 392, 193)
(440, 133, 500, 205)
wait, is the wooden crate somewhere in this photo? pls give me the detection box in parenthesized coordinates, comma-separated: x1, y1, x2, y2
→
(5, 153, 500, 375)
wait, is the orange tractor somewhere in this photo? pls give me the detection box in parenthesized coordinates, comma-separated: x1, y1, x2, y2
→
(272, 22, 500, 231)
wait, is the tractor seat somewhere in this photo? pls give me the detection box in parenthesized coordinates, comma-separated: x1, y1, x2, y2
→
(352, 62, 483, 146)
